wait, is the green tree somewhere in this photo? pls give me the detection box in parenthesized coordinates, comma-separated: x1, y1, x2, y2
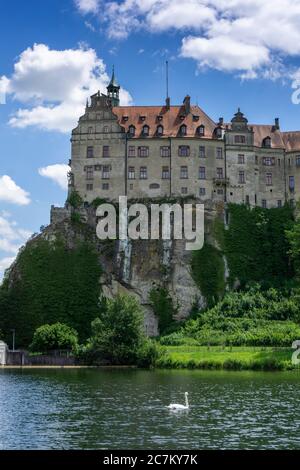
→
(85, 294, 146, 364)
(30, 323, 78, 353)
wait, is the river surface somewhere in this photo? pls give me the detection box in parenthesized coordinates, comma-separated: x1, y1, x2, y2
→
(0, 368, 300, 450)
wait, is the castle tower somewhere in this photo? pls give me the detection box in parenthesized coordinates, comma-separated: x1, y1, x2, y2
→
(107, 66, 120, 107)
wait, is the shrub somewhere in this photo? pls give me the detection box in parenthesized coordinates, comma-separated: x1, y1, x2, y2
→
(30, 323, 78, 353)
(136, 339, 163, 368)
(84, 294, 146, 364)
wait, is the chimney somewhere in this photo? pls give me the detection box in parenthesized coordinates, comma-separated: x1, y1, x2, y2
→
(166, 96, 170, 109)
(183, 95, 191, 115)
(275, 118, 280, 130)
(219, 117, 224, 126)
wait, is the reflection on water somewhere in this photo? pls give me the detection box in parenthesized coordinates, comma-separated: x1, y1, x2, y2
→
(0, 368, 300, 449)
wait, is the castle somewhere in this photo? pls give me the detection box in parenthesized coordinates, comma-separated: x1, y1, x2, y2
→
(62, 70, 300, 214)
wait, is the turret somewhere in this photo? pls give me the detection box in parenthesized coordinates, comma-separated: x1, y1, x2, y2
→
(107, 66, 120, 107)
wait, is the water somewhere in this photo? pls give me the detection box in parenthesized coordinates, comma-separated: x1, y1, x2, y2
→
(0, 368, 300, 450)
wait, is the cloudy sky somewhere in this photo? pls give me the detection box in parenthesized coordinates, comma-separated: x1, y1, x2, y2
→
(1, 0, 300, 280)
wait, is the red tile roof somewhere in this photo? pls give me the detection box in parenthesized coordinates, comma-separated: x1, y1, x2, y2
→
(282, 131, 300, 152)
(112, 105, 218, 138)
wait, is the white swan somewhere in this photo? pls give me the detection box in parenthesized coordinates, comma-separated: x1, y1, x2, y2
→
(167, 392, 189, 410)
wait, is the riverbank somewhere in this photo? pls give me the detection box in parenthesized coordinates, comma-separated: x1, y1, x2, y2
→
(157, 345, 296, 370)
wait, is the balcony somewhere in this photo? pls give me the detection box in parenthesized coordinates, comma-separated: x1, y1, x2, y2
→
(213, 177, 230, 186)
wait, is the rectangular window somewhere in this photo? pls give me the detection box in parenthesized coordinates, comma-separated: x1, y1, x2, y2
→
(103, 146, 110, 158)
(160, 146, 170, 157)
(255, 155, 258, 165)
(138, 146, 149, 158)
(181, 187, 188, 195)
(180, 166, 188, 179)
(238, 154, 245, 164)
(86, 166, 94, 180)
(296, 156, 300, 167)
(277, 200, 282, 208)
(88, 126, 93, 134)
(140, 166, 148, 179)
(199, 167, 206, 180)
(102, 183, 109, 190)
(266, 172, 272, 186)
(216, 168, 223, 179)
(128, 166, 135, 180)
(102, 165, 110, 179)
(162, 166, 170, 179)
(87, 146, 94, 158)
(246, 195, 250, 205)
(263, 157, 275, 166)
(86, 184, 93, 191)
(289, 176, 295, 191)
(199, 146, 206, 158)
(262, 199, 267, 209)
(238, 170, 245, 184)
(234, 135, 246, 144)
(178, 146, 190, 157)
(216, 147, 223, 159)
(217, 189, 223, 195)
(199, 187, 206, 196)
(128, 146, 136, 158)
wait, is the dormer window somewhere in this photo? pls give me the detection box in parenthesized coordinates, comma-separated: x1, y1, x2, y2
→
(179, 124, 187, 136)
(128, 125, 135, 137)
(263, 137, 271, 148)
(157, 125, 164, 136)
(142, 125, 150, 136)
(197, 125, 205, 136)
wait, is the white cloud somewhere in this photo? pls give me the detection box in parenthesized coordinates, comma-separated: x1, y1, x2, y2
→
(75, 0, 100, 14)
(0, 175, 30, 206)
(181, 35, 270, 72)
(74, 0, 300, 78)
(2, 43, 132, 133)
(38, 164, 70, 190)
(0, 214, 31, 282)
(0, 256, 15, 282)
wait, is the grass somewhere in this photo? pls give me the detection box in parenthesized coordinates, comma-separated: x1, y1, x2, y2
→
(157, 345, 297, 371)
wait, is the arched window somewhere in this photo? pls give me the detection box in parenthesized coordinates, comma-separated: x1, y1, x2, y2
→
(128, 125, 135, 136)
(142, 125, 150, 136)
(157, 125, 164, 136)
(179, 124, 187, 136)
(263, 137, 271, 148)
(197, 125, 205, 136)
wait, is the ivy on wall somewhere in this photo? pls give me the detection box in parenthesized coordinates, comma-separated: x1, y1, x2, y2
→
(191, 243, 225, 308)
(149, 287, 177, 334)
(224, 204, 294, 287)
(0, 238, 102, 347)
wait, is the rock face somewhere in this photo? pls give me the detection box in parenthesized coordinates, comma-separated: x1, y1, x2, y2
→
(7, 203, 225, 337)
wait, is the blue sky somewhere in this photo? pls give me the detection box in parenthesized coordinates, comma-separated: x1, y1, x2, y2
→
(1, 0, 300, 279)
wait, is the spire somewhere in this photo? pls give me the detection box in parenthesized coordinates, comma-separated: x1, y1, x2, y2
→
(107, 66, 120, 106)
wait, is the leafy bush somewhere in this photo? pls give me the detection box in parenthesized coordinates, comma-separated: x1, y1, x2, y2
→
(160, 285, 300, 347)
(136, 339, 163, 368)
(30, 323, 78, 353)
(83, 294, 146, 365)
(67, 190, 83, 209)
